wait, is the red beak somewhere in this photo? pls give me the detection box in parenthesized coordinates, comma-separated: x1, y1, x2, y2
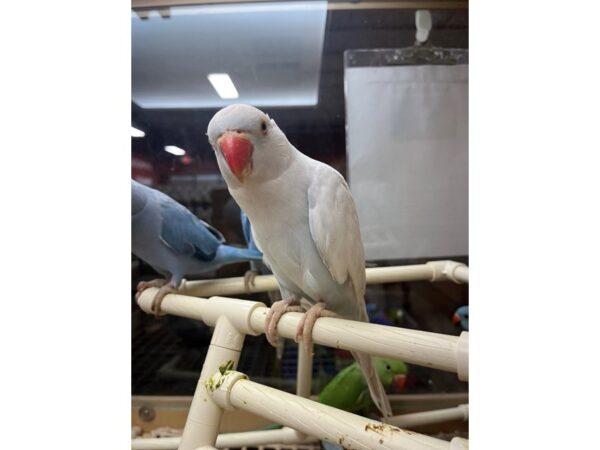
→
(218, 132, 253, 179)
(393, 374, 407, 391)
(452, 313, 461, 325)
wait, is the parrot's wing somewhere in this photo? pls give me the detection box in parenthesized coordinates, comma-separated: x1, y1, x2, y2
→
(308, 166, 392, 417)
(354, 388, 373, 412)
(198, 218, 226, 244)
(159, 199, 224, 262)
(307, 165, 366, 301)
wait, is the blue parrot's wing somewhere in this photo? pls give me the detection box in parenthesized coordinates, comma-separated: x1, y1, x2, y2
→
(199, 218, 226, 244)
(159, 199, 224, 262)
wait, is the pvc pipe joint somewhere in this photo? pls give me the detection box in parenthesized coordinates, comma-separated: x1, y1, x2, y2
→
(426, 260, 469, 283)
(179, 261, 469, 298)
(456, 332, 469, 382)
(203, 297, 266, 336)
(178, 316, 245, 450)
(386, 404, 469, 429)
(457, 404, 469, 421)
(449, 437, 469, 449)
(206, 369, 248, 411)
(206, 369, 454, 450)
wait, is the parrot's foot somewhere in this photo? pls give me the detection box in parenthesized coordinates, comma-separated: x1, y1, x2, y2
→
(264, 297, 302, 347)
(243, 269, 259, 294)
(136, 278, 168, 294)
(295, 302, 337, 351)
(150, 284, 177, 318)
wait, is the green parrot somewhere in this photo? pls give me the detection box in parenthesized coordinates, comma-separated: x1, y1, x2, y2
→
(318, 357, 408, 413)
(248, 357, 407, 450)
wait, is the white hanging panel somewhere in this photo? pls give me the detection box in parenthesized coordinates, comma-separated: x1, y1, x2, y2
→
(346, 63, 468, 260)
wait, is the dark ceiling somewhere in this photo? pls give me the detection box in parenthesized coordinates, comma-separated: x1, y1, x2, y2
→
(132, 8, 468, 181)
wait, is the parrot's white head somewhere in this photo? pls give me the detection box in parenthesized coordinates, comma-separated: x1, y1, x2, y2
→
(207, 104, 293, 186)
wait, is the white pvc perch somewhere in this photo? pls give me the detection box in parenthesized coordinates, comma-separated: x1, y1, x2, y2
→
(179, 260, 468, 297)
(131, 403, 468, 449)
(132, 428, 317, 450)
(137, 292, 469, 381)
(206, 369, 454, 450)
(178, 316, 245, 450)
(134, 262, 469, 450)
(387, 404, 469, 429)
(133, 429, 467, 450)
(132, 437, 179, 450)
(131, 406, 469, 450)
(296, 341, 313, 398)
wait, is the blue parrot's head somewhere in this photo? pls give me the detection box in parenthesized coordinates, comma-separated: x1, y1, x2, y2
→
(452, 305, 469, 330)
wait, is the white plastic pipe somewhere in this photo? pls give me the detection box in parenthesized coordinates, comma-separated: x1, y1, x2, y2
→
(137, 292, 469, 380)
(178, 316, 245, 450)
(207, 369, 454, 450)
(387, 404, 468, 428)
(453, 265, 468, 283)
(179, 261, 468, 297)
(249, 310, 467, 379)
(132, 427, 318, 450)
(449, 437, 469, 449)
(296, 341, 313, 399)
(216, 427, 318, 447)
(132, 437, 179, 450)
(456, 332, 469, 382)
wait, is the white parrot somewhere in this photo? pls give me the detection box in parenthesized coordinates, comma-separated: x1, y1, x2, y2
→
(206, 104, 392, 417)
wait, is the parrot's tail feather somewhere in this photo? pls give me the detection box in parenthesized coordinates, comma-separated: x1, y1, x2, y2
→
(221, 245, 264, 263)
(351, 350, 393, 418)
(244, 249, 264, 261)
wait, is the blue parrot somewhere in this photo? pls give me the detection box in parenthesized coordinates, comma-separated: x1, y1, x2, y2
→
(132, 179, 263, 316)
(452, 305, 469, 330)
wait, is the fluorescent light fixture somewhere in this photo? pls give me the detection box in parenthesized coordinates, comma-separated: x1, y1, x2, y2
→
(165, 145, 186, 156)
(131, 126, 145, 138)
(132, 2, 327, 108)
(207, 73, 239, 99)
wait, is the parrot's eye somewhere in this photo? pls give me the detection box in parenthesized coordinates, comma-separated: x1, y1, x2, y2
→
(385, 364, 391, 371)
(261, 120, 267, 134)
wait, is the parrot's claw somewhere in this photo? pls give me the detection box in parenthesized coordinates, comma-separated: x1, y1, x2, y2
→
(150, 284, 177, 318)
(264, 297, 302, 347)
(295, 302, 336, 352)
(243, 270, 259, 293)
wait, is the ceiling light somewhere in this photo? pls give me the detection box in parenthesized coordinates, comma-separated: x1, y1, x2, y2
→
(207, 73, 239, 99)
(131, 126, 145, 138)
(132, 2, 327, 108)
(165, 145, 186, 156)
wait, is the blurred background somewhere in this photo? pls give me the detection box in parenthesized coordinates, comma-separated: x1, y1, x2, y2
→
(132, 0, 468, 441)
